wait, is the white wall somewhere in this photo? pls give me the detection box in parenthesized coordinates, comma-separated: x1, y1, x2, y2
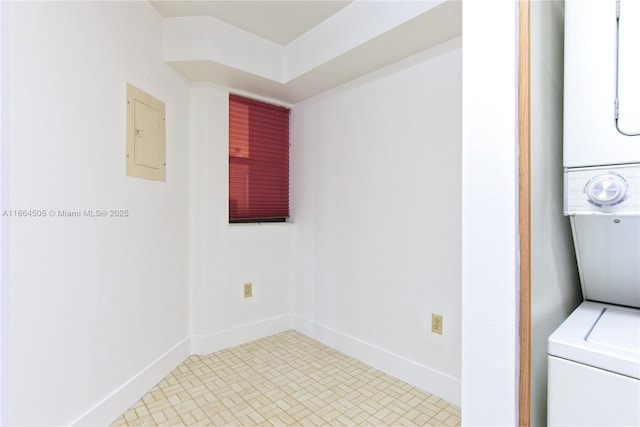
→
(461, 1, 519, 425)
(530, 2, 582, 425)
(3, 1, 530, 425)
(0, 1, 10, 424)
(189, 83, 295, 354)
(290, 38, 462, 405)
(8, 2, 191, 425)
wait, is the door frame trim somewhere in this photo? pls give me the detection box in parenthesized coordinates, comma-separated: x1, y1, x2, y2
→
(518, 1, 531, 426)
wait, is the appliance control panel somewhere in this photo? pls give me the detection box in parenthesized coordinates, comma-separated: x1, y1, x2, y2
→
(565, 164, 640, 215)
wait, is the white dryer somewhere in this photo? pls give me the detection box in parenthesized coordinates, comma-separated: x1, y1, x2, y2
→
(564, 0, 640, 168)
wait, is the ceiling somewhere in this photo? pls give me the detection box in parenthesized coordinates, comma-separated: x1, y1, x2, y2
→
(150, 0, 352, 46)
(149, 1, 461, 104)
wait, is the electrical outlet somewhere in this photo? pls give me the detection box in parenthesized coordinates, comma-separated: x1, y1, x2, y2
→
(244, 283, 252, 298)
(431, 314, 443, 335)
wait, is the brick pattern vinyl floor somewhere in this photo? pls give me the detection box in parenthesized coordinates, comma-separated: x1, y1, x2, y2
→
(111, 331, 461, 426)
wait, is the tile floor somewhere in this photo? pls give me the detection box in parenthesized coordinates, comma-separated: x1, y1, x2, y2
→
(111, 331, 460, 426)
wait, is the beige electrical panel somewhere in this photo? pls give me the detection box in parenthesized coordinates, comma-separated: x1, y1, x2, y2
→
(126, 83, 166, 181)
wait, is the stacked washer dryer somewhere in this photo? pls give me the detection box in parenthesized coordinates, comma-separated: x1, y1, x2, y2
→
(547, 0, 640, 425)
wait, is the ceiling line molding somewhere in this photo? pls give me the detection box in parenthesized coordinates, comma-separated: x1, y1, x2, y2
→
(162, 0, 460, 103)
(283, 0, 446, 81)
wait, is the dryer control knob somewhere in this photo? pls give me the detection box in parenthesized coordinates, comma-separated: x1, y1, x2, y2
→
(585, 173, 628, 207)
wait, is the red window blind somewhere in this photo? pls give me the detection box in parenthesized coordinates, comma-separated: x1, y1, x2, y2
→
(229, 94, 290, 222)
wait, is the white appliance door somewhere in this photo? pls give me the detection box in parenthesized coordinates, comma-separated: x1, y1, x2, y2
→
(564, 0, 640, 167)
(617, 0, 640, 135)
(548, 356, 640, 427)
(571, 215, 640, 307)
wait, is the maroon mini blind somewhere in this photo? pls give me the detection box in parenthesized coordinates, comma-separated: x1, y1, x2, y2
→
(229, 94, 290, 222)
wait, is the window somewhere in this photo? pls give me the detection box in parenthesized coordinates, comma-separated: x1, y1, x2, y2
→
(229, 94, 290, 223)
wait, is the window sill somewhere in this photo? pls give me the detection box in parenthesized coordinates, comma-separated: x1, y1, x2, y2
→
(228, 220, 294, 226)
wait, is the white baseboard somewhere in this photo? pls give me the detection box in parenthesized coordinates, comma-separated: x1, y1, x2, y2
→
(190, 314, 294, 355)
(293, 316, 461, 406)
(70, 314, 459, 425)
(70, 337, 191, 426)
(71, 316, 292, 426)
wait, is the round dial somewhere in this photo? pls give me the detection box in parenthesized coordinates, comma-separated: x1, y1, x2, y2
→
(585, 173, 628, 206)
